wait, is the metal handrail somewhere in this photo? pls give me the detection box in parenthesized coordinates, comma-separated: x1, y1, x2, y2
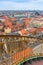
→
(0, 35, 43, 65)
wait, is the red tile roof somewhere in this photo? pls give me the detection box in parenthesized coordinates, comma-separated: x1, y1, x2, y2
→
(20, 29, 30, 35)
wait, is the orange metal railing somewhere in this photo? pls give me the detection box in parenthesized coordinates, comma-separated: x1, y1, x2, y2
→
(0, 35, 43, 65)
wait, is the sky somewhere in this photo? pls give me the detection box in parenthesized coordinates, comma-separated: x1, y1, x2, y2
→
(0, 0, 43, 10)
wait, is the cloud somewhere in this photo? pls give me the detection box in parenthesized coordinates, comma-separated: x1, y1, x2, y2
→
(0, 0, 43, 10)
(33, 0, 43, 2)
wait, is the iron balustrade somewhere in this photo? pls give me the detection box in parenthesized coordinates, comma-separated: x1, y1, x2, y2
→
(0, 35, 43, 65)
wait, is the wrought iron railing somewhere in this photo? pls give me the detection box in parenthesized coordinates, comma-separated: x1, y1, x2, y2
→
(0, 35, 43, 65)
